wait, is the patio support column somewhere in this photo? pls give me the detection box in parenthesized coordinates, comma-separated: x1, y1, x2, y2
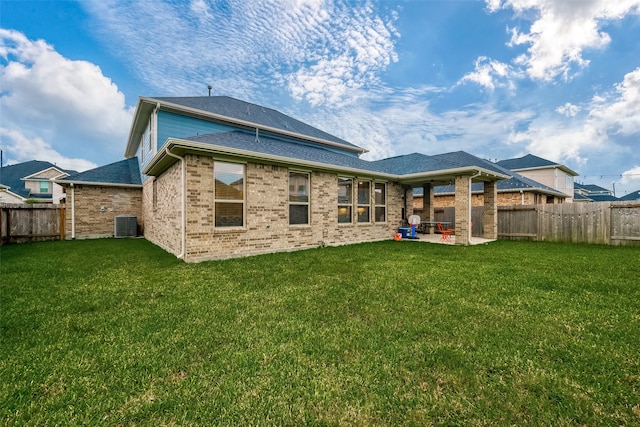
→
(483, 180, 498, 239)
(454, 175, 471, 245)
(422, 183, 434, 233)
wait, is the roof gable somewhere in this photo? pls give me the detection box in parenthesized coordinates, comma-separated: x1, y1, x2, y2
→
(126, 95, 366, 158)
(0, 160, 76, 199)
(497, 154, 579, 176)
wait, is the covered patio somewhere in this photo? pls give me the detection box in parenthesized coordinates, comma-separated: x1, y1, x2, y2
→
(392, 152, 509, 245)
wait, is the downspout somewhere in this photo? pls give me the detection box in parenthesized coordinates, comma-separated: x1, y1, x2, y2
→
(70, 183, 75, 239)
(165, 147, 186, 259)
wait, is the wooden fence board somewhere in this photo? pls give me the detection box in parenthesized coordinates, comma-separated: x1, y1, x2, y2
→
(0, 204, 64, 245)
(418, 202, 640, 246)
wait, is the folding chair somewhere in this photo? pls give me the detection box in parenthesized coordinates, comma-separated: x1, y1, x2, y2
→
(437, 222, 454, 242)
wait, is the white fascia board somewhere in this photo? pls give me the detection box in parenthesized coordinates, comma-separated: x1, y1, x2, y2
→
(399, 167, 510, 183)
(53, 179, 142, 188)
(124, 97, 156, 158)
(143, 138, 394, 180)
(21, 166, 68, 180)
(136, 97, 367, 156)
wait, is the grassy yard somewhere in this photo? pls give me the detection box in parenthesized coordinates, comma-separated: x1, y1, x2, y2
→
(1, 238, 639, 426)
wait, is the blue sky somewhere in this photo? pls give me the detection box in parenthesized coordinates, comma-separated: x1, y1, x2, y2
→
(2, 0, 640, 196)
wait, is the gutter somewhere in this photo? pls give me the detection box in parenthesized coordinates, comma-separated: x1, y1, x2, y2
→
(143, 139, 399, 180)
(54, 180, 142, 189)
(164, 147, 186, 259)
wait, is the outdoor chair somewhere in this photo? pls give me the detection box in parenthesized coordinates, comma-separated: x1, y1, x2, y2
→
(437, 222, 454, 242)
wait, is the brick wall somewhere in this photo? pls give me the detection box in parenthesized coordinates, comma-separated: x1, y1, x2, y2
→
(142, 161, 182, 255)
(414, 191, 553, 208)
(63, 185, 142, 239)
(145, 154, 405, 262)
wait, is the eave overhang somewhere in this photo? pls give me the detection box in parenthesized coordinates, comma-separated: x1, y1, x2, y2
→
(54, 179, 142, 189)
(125, 97, 367, 158)
(143, 138, 510, 184)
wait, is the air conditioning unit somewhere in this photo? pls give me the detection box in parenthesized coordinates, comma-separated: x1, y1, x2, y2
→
(114, 215, 137, 238)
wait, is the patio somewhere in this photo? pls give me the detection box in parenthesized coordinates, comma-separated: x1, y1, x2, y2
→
(399, 232, 496, 245)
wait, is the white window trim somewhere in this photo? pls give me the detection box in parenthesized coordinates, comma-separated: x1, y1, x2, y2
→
(214, 161, 246, 229)
(289, 171, 310, 226)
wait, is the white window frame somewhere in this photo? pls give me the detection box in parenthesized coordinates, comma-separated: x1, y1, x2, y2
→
(214, 161, 245, 228)
(374, 182, 386, 223)
(289, 171, 310, 226)
(357, 180, 371, 223)
(338, 177, 353, 224)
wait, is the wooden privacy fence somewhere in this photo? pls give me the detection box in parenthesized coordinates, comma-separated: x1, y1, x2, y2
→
(432, 202, 640, 246)
(0, 204, 65, 245)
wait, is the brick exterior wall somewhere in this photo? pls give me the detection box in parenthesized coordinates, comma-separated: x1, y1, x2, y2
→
(413, 191, 560, 209)
(63, 185, 142, 239)
(142, 161, 182, 255)
(144, 154, 406, 262)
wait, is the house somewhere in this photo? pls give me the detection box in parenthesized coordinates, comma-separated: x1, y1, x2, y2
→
(619, 190, 640, 201)
(574, 183, 618, 202)
(0, 160, 75, 204)
(496, 154, 579, 201)
(55, 158, 142, 239)
(103, 95, 511, 261)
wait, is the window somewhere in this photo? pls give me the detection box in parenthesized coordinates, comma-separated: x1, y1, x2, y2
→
(374, 182, 386, 222)
(357, 180, 370, 223)
(289, 172, 309, 225)
(337, 177, 352, 223)
(214, 162, 244, 227)
(152, 179, 158, 210)
(39, 181, 51, 193)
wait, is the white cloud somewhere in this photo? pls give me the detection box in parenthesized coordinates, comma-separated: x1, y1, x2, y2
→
(459, 56, 518, 90)
(0, 128, 96, 171)
(506, 67, 640, 169)
(620, 166, 640, 188)
(488, 0, 640, 81)
(0, 29, 132, 166)
(556, 102, 580, 117)
(83, 0, 399, 107)
(589, 67, 640, 135)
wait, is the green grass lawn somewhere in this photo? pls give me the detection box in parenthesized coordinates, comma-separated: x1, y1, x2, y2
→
(1, 238, 639, 426)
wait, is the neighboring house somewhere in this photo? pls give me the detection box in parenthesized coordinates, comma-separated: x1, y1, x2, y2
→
(619, 190, 640, 201)
(117, 96, 509, 261)
(56, 158, 142, 239)
(0, 160, 75, 204)
(413, 160, 569, 208)
(574, 183, 618, 202)
(496, 154, 579, 201)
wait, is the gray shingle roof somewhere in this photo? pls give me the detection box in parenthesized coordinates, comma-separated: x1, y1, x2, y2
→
(60, 158, 141, 185)
(619, 190, 640, 201)
(153, 96, 360, 150)
(496, 154, 557, 170)
(0, 160, 76, 199)
(412, 159, 566, 197)
(184, 131, 390, 174)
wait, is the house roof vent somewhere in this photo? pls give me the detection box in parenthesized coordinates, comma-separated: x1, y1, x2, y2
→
(114, 215, 137, 238)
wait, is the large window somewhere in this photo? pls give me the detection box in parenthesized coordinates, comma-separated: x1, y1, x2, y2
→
(338, 177, 352, 223)
(374, 182, 386, 222)
(214, 162, 244, 227)
(357, 180, 370, 223)
(289, 171, 309, 225)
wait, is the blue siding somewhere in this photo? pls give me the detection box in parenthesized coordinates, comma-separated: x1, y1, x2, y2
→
(157, 110, 236, 149)
(157, 109, 360, 158)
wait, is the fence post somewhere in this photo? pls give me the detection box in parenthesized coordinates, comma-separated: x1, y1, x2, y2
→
(60, 206, 66, 241)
